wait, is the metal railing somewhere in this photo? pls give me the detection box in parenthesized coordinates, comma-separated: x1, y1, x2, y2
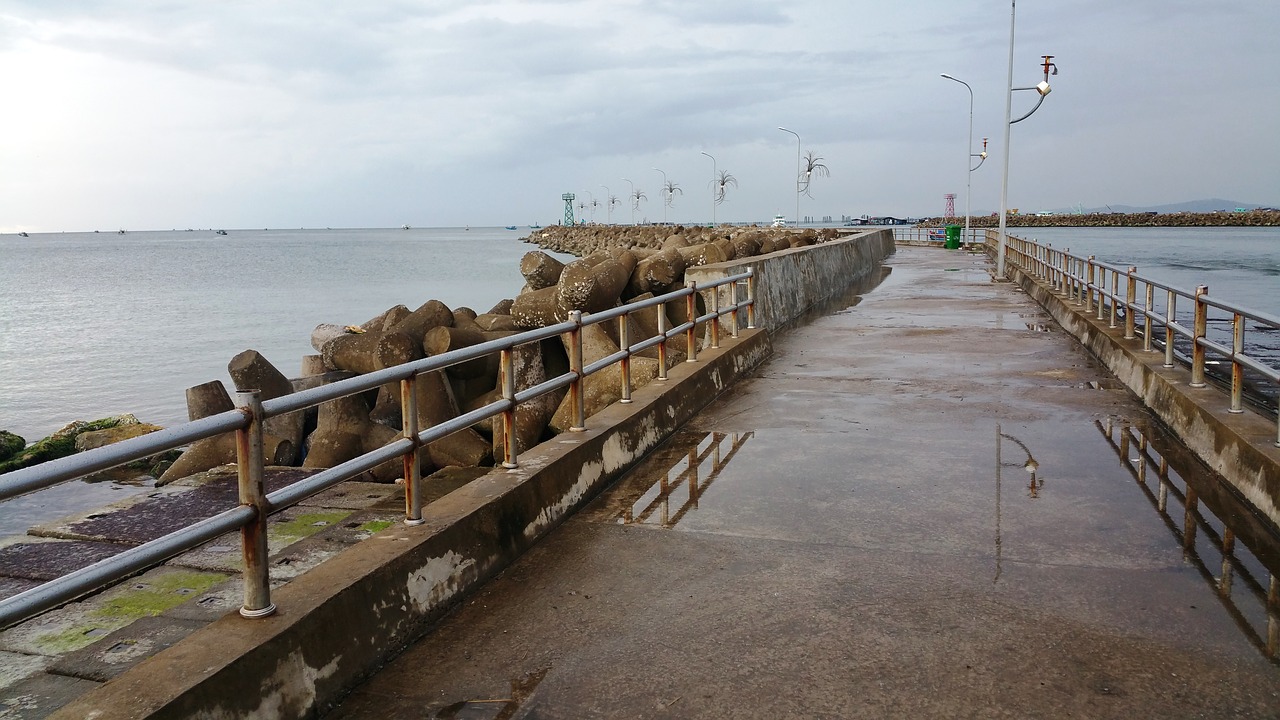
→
(0, 270, 757, 629)
(894, 226, 984, 246)
(992, 230, 1280, 446)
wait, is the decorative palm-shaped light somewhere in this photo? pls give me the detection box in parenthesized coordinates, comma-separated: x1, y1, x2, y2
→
(714, 170, 737, 205)
(631, 188, 647, 214)
(799, 151, 830, 198)
(663, 181, 682, 209)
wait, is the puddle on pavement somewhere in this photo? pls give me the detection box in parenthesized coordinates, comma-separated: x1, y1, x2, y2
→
(594, 431, 753, 529)
(993, 418, 1280, 663)
(431, 665, 549, 719)
(1094, 418, 1280, 663)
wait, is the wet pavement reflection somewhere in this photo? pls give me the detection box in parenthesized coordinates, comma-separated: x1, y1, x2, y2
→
(1093, 418, 1280, 662)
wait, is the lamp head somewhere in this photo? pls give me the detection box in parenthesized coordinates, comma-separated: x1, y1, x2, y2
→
(1036, 80, 1052, 96)
(980, 151, 988, 159)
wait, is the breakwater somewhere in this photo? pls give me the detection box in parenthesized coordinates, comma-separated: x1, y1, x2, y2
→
(917, 209, 1280, 228)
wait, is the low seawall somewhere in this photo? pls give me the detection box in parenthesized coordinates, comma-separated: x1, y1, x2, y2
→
(686, 228, 895, 333)
(1005, 260, 1280, 526)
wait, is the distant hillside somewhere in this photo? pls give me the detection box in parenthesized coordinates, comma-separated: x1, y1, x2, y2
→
(1052, 199, 1272, 214)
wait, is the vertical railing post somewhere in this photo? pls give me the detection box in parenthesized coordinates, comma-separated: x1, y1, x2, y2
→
(1124, 267, 1137, 339)
(568, 310, 586, 431)
(1190, 285, 1208, 388)
(1085, 257, 1095, 314)
(709, 284, 721, 349)
(401, 375, 424, 524)
(1266, 574, 1278, 657)
(500, 349, 520, 466)
(685, 282, 699, 363)
(618, 314, 633, 404)
(1152, 280, 1162, 351)
(1109, 269, 1120, 328)
(1229, 312, 1244, 414)
(656, 306, 669, 381)
(729, 278, 740, 338)
(746, 268, 757, 329)
(1164, 290, 1177, 368)
(235, 390, 275, 619)
(1096, 266, 1107, 321)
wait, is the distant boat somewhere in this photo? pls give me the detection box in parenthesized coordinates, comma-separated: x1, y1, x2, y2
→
(402, 224, 411, 230)
(772, 214, 786, 228)
(117, 229, 126, 234)
(529, 224, 542, 229)
(18, 231, 29, 237)
(216, 229, 228, 236)
(505, 226, 518, 230)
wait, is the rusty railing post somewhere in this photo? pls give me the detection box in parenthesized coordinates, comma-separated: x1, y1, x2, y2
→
(1085, 257, 1095, 314)
(500, 348, 520, 466)
(235, 390, 275, 618)
(619, 314, 633, 404)
(1143, 282, 1154, 352)
(685, 282, 699, 363)
(656, 306, 669, 381)
(401, 375, 425, 524)
(709, 284, 721, 349)
(1190, 285, 1208, 388)
(729, 278, 740, 338)
(1164, 290, 1177, 368)
(569, 310, 586, 431)
(746, 268, 757, 329)
(1124, 267, 1137, 339)
(1229, 312, 1245, 414)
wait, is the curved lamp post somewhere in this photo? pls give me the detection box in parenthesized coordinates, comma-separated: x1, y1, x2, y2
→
(777, 127, 801, 226)
(652, 167, 668, 224)
(940, 74, 988, 244)
(583, 190, 596, 223)
(996, 1, 1057, 277)
(700, 151, 717, 225)
(601, 185, 614, 224)
(621, 177, 636, 225)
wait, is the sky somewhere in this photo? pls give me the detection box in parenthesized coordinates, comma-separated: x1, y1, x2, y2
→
(1, 0, 1276, 232)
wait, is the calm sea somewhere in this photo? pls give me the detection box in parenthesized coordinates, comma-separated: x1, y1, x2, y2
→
(0, 227, 569, 442)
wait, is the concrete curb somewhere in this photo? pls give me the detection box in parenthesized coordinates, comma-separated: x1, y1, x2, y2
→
(48, 330, 773, 720)
(1009, 265, 1280, 527)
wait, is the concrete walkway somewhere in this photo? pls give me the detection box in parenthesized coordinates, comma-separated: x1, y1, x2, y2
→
(326, 246, 1280, 719)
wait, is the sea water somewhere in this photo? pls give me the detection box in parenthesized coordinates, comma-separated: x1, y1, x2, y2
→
(0, 227, 569, 441)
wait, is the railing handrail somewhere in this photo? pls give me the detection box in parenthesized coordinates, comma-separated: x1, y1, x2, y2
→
(0, 268, 756, 629)
(989, 230, 1280, 443)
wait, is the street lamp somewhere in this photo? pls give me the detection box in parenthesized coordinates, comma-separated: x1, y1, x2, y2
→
(940, 74, 988, 244)
(997, 0, 1057, 277)
(652, 167, 668, 224)
(621, 177, 636, 225)
(583, 190, 596, 223)
(700, 151, 716, 225)
(777, 127, 800, 226)
(601, 185, 615, 224)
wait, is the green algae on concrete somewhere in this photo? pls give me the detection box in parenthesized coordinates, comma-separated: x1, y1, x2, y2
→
(359, 520, 395, 534)
(270, 510, 353, 545)
(0, 569, 228, 657)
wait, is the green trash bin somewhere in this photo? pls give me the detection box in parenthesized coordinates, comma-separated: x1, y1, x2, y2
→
(944, 224, 962, 249)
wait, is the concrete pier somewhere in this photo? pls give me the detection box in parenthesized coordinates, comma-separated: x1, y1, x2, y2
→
(324, 247, 1280, 718)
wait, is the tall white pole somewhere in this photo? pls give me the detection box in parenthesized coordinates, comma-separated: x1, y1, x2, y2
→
(941, 74, 974, 242)
(621, 177, 635, 225)
(778, 127, 800, 225)
(700, 151, 716, 225)
(997, 0, 1016, 278)
(652, 167, 668, 224)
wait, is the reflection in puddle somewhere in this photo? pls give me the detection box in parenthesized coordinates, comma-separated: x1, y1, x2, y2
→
(615, 432, 753, 528)
(1095, 419, 1280, 663)
(993, 425, 1044, 583)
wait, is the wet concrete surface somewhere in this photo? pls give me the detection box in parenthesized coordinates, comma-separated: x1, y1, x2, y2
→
(327, 247, 1280, 719)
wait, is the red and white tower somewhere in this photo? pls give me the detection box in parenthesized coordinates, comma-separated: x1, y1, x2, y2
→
(944, 193, 956, 219)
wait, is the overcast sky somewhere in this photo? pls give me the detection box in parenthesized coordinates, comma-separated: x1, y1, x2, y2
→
(1, 1, 1276, 232)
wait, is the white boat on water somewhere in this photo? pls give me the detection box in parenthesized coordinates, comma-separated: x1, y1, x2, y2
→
(772, 214, 787, 227)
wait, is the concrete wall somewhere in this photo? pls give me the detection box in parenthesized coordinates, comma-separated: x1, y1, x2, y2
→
(686, 228, 895, 334)
(1007, 263, 1280, 528)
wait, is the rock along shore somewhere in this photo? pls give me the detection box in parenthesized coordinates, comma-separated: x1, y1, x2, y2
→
(916, 209, 1280, 228)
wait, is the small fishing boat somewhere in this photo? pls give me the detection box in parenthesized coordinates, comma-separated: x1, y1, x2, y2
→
(772, 214, 786, 228)
(216, 229, 228, 236)
(18, 231, 29, 237)
(505, 226, 518, 230)
(529, 224, 542, 229)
